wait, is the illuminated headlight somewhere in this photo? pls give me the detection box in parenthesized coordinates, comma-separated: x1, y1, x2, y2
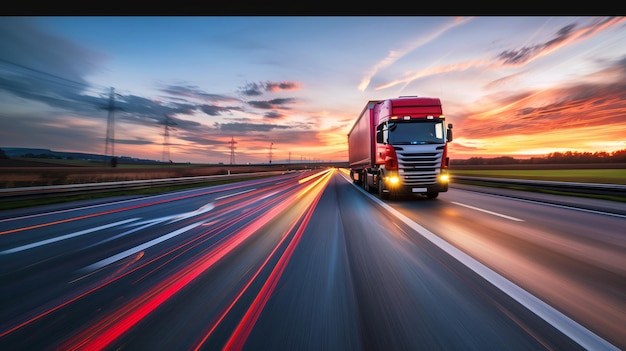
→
(439, 173, 450, 182)
(387, 176, 399, 185)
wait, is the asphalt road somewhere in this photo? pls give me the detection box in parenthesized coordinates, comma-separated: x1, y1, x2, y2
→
(0, 169, 623, 350)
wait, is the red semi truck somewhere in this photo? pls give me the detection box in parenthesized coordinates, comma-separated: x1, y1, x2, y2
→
(348, 96, 453, 199)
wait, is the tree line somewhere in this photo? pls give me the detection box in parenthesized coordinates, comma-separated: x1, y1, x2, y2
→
(451, 149, 626, 165)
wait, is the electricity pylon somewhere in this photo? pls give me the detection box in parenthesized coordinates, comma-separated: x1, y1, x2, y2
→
(229, 137, 237, 164)
(103, 87, 123, 165)
(269, 142, 274, 164)
(162, 114, 176, 163)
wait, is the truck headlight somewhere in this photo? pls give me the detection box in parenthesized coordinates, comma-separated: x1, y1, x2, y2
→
(439, 173, 450, 182)
(387, 176, 399, 185)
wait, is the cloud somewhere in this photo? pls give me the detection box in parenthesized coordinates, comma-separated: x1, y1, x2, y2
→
(159, 83, 240, 103)
(0, 17, 104, 94)
(455, 55, 626, 155)
(114, 138, 155, 146)
(238, 81, 301, 96)
(199, 104, 244, 116)
(215, 122, 291, 133)
(496, 17, 626, 67)
(482, 71, 528, 91)
(358, 16, 474, 91)
(373, 17, 626, 92)
(248, 98, 296, 110)
(374, 59, 491, 90)
(264, 111, 283, 119)
(497, 24, 576, 65)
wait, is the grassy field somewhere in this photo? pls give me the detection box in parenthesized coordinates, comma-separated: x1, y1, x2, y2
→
(450, 168, 626, 185)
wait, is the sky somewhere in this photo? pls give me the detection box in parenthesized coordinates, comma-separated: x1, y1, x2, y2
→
(0, 16, 625, 164)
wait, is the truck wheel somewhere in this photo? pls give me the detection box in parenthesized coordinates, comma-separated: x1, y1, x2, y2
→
(378, 178, 390, 200)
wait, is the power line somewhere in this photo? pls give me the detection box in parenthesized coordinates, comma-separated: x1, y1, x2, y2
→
(0, 58, 107, 96)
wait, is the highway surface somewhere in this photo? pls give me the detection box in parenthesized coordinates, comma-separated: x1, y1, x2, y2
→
(0, 168, 623, 351)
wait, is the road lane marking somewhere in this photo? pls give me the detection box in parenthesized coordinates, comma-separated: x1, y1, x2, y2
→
(342, 175, 619, 351)
(80, 221, 205, 273)
(0, 218, 139, 255)
(451, 201, 524, 221)
(216, 189, 255, 200)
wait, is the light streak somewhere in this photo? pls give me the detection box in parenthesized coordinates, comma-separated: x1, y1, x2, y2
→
(222, 168, 331, 351)
(57, 170, 333, 350)
(0, 218, 139, 254)
(80, 221, 206, 273)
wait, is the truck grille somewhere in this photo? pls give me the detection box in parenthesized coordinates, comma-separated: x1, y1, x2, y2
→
(396, 147, 443, 186)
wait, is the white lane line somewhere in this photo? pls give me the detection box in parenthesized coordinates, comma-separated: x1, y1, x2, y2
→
(80, 221, 205, 273)
(216, 189, 255, 200)
(0, 218, 139, 255)
(388, 209, 616, 349)
(342, 176, 618, 351)
(491, 194, 626, 219)
(451, 201, 524, 222)
(169, 202, 215, 222)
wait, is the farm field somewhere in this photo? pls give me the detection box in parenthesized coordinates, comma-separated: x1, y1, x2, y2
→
(450, 168, 626, 185)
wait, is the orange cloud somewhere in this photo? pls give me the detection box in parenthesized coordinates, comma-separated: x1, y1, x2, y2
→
(453, 78, 626, 158)
(374, 17, 626, 92)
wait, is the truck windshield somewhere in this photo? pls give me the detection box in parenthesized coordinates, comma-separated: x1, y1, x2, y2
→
(387, 120, 445, 145)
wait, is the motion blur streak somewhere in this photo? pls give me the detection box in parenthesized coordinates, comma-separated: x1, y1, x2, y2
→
(0, 175, 306, 340)
(0, 176, 281, 236)
(1, 218, 140, 254)
(0, 210, 131, 236)
(81, 221, 206, 273)
(223, 169, 332, 351)
(57, 170, 332, 350)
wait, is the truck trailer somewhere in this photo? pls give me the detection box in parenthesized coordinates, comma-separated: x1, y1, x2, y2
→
(348, 96, 453, 199)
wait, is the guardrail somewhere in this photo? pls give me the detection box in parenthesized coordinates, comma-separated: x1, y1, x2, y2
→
(452, 176, 626, 197)
(0, 171, 283, 203)
(1, 173, 624, 204)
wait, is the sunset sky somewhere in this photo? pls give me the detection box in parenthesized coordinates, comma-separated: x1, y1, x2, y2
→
(1, 16, 625, 164)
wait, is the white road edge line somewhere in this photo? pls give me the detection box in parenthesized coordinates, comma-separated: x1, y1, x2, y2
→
(339, 173, 619, 351)
(451, 201, 524, 221)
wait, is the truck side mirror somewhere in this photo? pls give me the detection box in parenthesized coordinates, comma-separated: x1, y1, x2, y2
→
(447, 123, 453, 142)
(376, 130, 384, 143)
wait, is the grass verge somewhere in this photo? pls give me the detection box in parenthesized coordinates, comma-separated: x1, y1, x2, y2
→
(450, 168, 626, 185)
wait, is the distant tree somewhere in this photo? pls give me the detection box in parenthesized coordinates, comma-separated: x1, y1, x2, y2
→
(0, 149, 7, 159)
(453, 148, 626, 165)
(467, 157, 485, 165)
(487, 156, 518, 165)
(611, 149, 626, 162)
